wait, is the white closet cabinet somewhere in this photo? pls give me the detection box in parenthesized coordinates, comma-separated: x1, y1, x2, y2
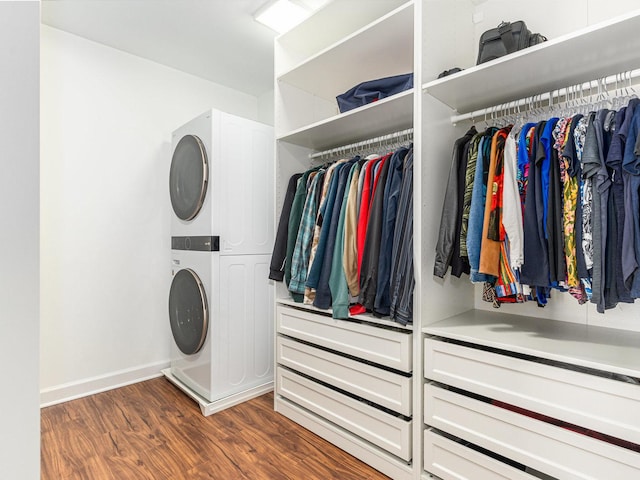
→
(420, 3, 640, 480)
(274, 2, 417, 478)
(273, 1, 640, 479)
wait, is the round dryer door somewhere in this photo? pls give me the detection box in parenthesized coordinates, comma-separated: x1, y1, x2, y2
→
(169, 134, 208, 221)
(169, 268, 208, 355)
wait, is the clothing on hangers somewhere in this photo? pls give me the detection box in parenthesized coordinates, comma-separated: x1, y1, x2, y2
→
(435, 89, 640, 313)
(271, 136, 414, 324)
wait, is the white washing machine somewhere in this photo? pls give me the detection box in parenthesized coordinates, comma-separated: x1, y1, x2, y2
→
(168, 249, 274, 406)
(166, 110, 274, 414)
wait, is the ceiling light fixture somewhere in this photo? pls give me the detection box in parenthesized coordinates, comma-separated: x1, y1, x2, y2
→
(254, 0, 312, 34)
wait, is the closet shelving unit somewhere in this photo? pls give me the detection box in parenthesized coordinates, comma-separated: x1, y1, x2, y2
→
(420, 7, 640, 480)
(274, 1, 640, 479)
(274, 1, 418, 479)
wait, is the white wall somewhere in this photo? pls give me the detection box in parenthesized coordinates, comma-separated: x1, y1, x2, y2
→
(40, 25, 262, 405)
(0, 2, 40, 478)
(258, 88, 275, 126)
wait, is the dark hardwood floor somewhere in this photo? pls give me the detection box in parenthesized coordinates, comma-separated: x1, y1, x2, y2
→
(41, 377, 390, 479)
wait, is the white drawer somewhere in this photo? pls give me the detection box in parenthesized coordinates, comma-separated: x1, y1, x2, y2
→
(277, 336, 412, 416)
(424, 383, 640, 480)
(277, 367, 412, 461)
(424, 337, 640, 444)
(424, 429, 536, 480)
(277, 305, 412, 372)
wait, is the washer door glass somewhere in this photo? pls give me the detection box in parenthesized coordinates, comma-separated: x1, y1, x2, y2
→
(169, 268, 208, 355)
(169, 134, 208, 221)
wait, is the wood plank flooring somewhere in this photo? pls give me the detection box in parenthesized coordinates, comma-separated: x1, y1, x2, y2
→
(41, 377, 390, 479)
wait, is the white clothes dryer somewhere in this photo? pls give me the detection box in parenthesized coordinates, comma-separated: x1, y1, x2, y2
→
(169, 109, 274, 255)
(167, 248, 274, 410)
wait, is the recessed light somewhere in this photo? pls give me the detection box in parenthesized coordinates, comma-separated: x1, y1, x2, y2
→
(254, 0, 311, 34)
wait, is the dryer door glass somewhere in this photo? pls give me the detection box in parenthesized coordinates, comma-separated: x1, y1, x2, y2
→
(169, 134, 208, 221)
(169, 268, 208, 355)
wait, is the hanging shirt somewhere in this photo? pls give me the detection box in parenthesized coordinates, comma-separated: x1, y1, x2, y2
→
(468, 128, 498, 283)
(389, 150, 414, 325)
(288, 170, 324, 300)
(622, 105, 640, 297)
(546, 118, 565, 285)
(582, 110, 611, 312)
(604, 108, 633, 307)
(359, 154, 392, 311)
(305, 160, 348, 304)
(460, 133, 483, 258)
(563, 114, 588, 299)
(328, 161, 361, 318)
(355, 157, 383, 282)
(434, 126, 476, 278)
(270, 173, 303, 281)
(502, 127, 524, 269)
(480, 127, 511, 278)
(314, 158, 358, 310)
(283, 168, 319, 297)
(575, 115, 593, 281)
(539, 117, 559, 240)
(375, 146, 410, 317)
(521, 120, 549, 287)
(342, 161, 363, 297)
(557, 117, 581, 290)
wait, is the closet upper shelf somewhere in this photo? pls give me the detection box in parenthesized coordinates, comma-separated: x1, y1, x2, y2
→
(423, 9, 640, 114)
(424, 309, 640, 378)
(276, 89, 413, 150)
(277, 1, 414, 101)
(275, 0, 407, 76)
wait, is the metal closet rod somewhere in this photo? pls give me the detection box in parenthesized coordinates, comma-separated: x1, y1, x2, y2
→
(451, 69, 640, 124)
(309, 127, 413, 160)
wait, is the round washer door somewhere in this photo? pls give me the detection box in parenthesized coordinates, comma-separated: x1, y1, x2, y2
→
(169, 268, 208, 355)
(169, 134, 208, 221)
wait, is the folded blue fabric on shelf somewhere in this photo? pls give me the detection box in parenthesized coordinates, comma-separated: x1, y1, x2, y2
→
(336, 73, 413, 113)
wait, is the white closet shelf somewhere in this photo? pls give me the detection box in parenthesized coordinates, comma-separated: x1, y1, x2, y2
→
(424, 309, 640, 378)
(422, 9, 640, 114)
(277, 298, 413, 332)
(277, 1, 414, 101)
(275, 0, 407, 76)
(276, 89, 413, 150)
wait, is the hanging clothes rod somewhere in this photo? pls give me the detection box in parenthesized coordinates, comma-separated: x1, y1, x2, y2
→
(450, 69, 640, 125)
(309, 127, 413, 160)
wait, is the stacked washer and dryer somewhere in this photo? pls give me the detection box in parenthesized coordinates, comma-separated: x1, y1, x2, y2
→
(163, 109, 274, 416)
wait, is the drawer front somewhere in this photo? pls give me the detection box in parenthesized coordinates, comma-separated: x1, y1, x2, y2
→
(424, 338, 640, 444)
(277, 305, 412, 372)
(424, 429, 536, 480)
(277, 336, 412, 415)
(277, 367, 412, 461)
(424, 383, 640, 480)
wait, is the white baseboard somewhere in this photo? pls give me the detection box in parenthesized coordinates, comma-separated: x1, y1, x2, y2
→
(40, 360, 170, 408)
